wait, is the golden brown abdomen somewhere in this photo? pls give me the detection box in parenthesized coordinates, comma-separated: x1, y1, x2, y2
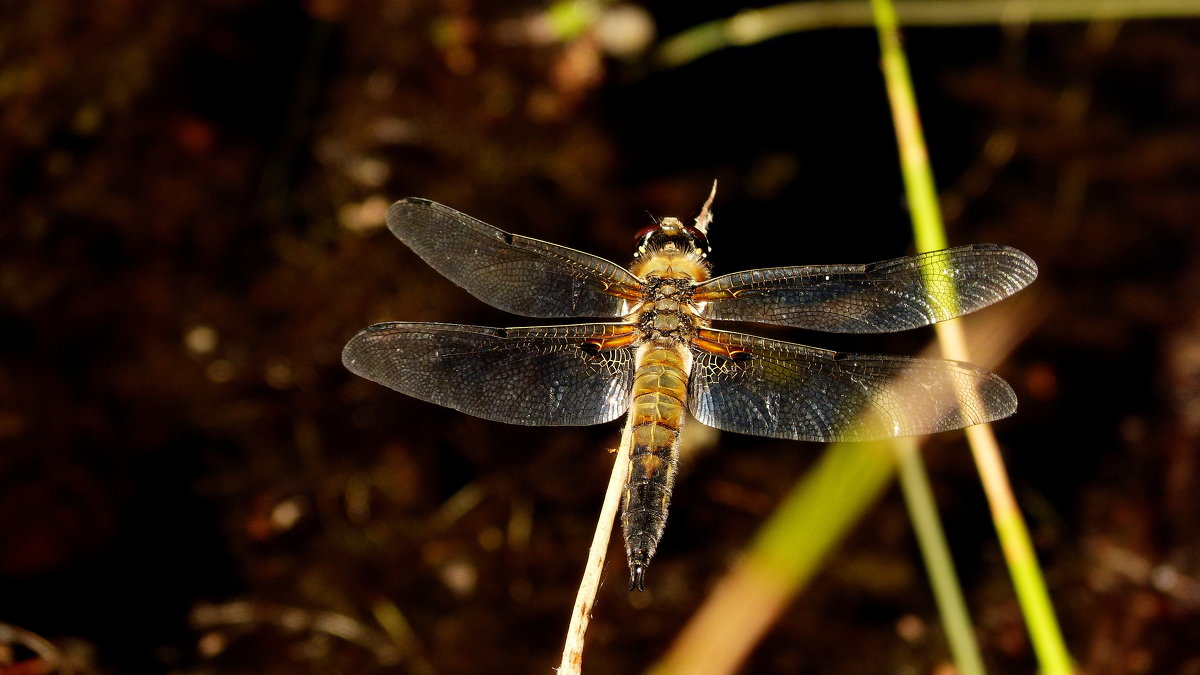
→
(622, 343, 690, 591)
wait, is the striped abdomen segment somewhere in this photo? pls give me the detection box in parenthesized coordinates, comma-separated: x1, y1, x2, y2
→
(622, 343, 690, 591)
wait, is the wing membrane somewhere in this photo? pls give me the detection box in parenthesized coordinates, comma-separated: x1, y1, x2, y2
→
(688, 329, 1017, 442)
(343, 322, 635, 426)
(388, 199, 642, 318)
(693, 244, 1036, 332)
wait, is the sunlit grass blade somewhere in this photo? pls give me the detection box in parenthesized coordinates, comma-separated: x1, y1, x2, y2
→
(871, 0, 1074, 671)
(655, 0, 1200, 68)
(868, 4, 983, 668)
(653, 3, 1065, 671)
(652, 308, 1030, 674)
(650, 439, 897, 675)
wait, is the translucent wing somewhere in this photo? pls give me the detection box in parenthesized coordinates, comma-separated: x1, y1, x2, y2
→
(388, 198, 643, 318)
(342, 322, 636, 426)
(692, 244, 1037, 332)
(688, 329, 1017, 442)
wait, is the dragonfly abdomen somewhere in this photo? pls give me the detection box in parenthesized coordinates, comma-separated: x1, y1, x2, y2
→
(622, 342, 691, 591)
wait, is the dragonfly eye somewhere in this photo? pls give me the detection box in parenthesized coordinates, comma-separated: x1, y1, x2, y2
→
(633, 222, 712, 259)
(683, 225, 710, 254)
(633, 224, 658, 244)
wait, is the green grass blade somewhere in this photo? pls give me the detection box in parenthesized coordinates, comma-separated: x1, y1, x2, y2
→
(655, 0, 1200, 68)
(651, 441, 897, 675)
(870, 0, 1075, 671)
(868, 2, 986, 670)
(894, 438, 985, 675)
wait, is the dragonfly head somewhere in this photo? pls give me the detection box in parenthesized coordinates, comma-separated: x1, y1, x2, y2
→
(632, 180, 716, 262)
(632, 217, 711, 261)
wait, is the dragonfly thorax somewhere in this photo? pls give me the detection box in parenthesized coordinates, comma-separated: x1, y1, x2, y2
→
(634, 276, 704, 344)
(630, 247, 711, 287)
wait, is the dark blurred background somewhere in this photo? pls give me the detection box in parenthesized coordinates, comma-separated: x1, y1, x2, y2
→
(2, 1, 1199, 673)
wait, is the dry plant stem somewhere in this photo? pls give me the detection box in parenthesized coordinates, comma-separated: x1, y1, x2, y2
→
(558, 416, 633, 674)
(190, 601, 405, 667)
(0, 622, 72, 675)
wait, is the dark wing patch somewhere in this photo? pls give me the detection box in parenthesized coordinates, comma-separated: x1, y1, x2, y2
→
(693, 244, 1036, 332)
(389, 199, 643, 318)
(688, 329, 1017, 442)
(343, 322, 636, 426)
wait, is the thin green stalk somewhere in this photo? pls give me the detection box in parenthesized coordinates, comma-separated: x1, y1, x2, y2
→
(652, 310, 1030, 675)
(871, 0, 1075, 672)
(656, 0, 1200, 68)
(867, 5, 985, 671)
(894, 438, 985, 675)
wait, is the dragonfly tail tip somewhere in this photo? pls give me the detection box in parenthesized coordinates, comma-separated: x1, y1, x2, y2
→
(629, 563, 647, 592)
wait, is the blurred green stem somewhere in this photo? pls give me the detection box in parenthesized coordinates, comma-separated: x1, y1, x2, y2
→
(650, 440, 897, 675)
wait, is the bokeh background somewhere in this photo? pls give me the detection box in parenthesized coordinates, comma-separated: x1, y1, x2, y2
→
(3, 1, 1199, 673)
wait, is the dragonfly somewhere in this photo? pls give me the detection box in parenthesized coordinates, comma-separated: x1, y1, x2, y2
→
(342, 188, 1037, 591)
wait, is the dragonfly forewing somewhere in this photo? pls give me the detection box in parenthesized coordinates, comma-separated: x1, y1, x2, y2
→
(343, 322, 638, 426)
(693, 244, 1037, 332)
(388, 199, 643, 318)
(687, 328, 1018, 442)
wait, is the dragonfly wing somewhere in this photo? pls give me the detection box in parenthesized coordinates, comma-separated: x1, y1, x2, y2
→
(687, 329, 1017, 442)
(693, 244, 1036, 332)
(343, 322, 636, 426)
(388, 198, 643, 318)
